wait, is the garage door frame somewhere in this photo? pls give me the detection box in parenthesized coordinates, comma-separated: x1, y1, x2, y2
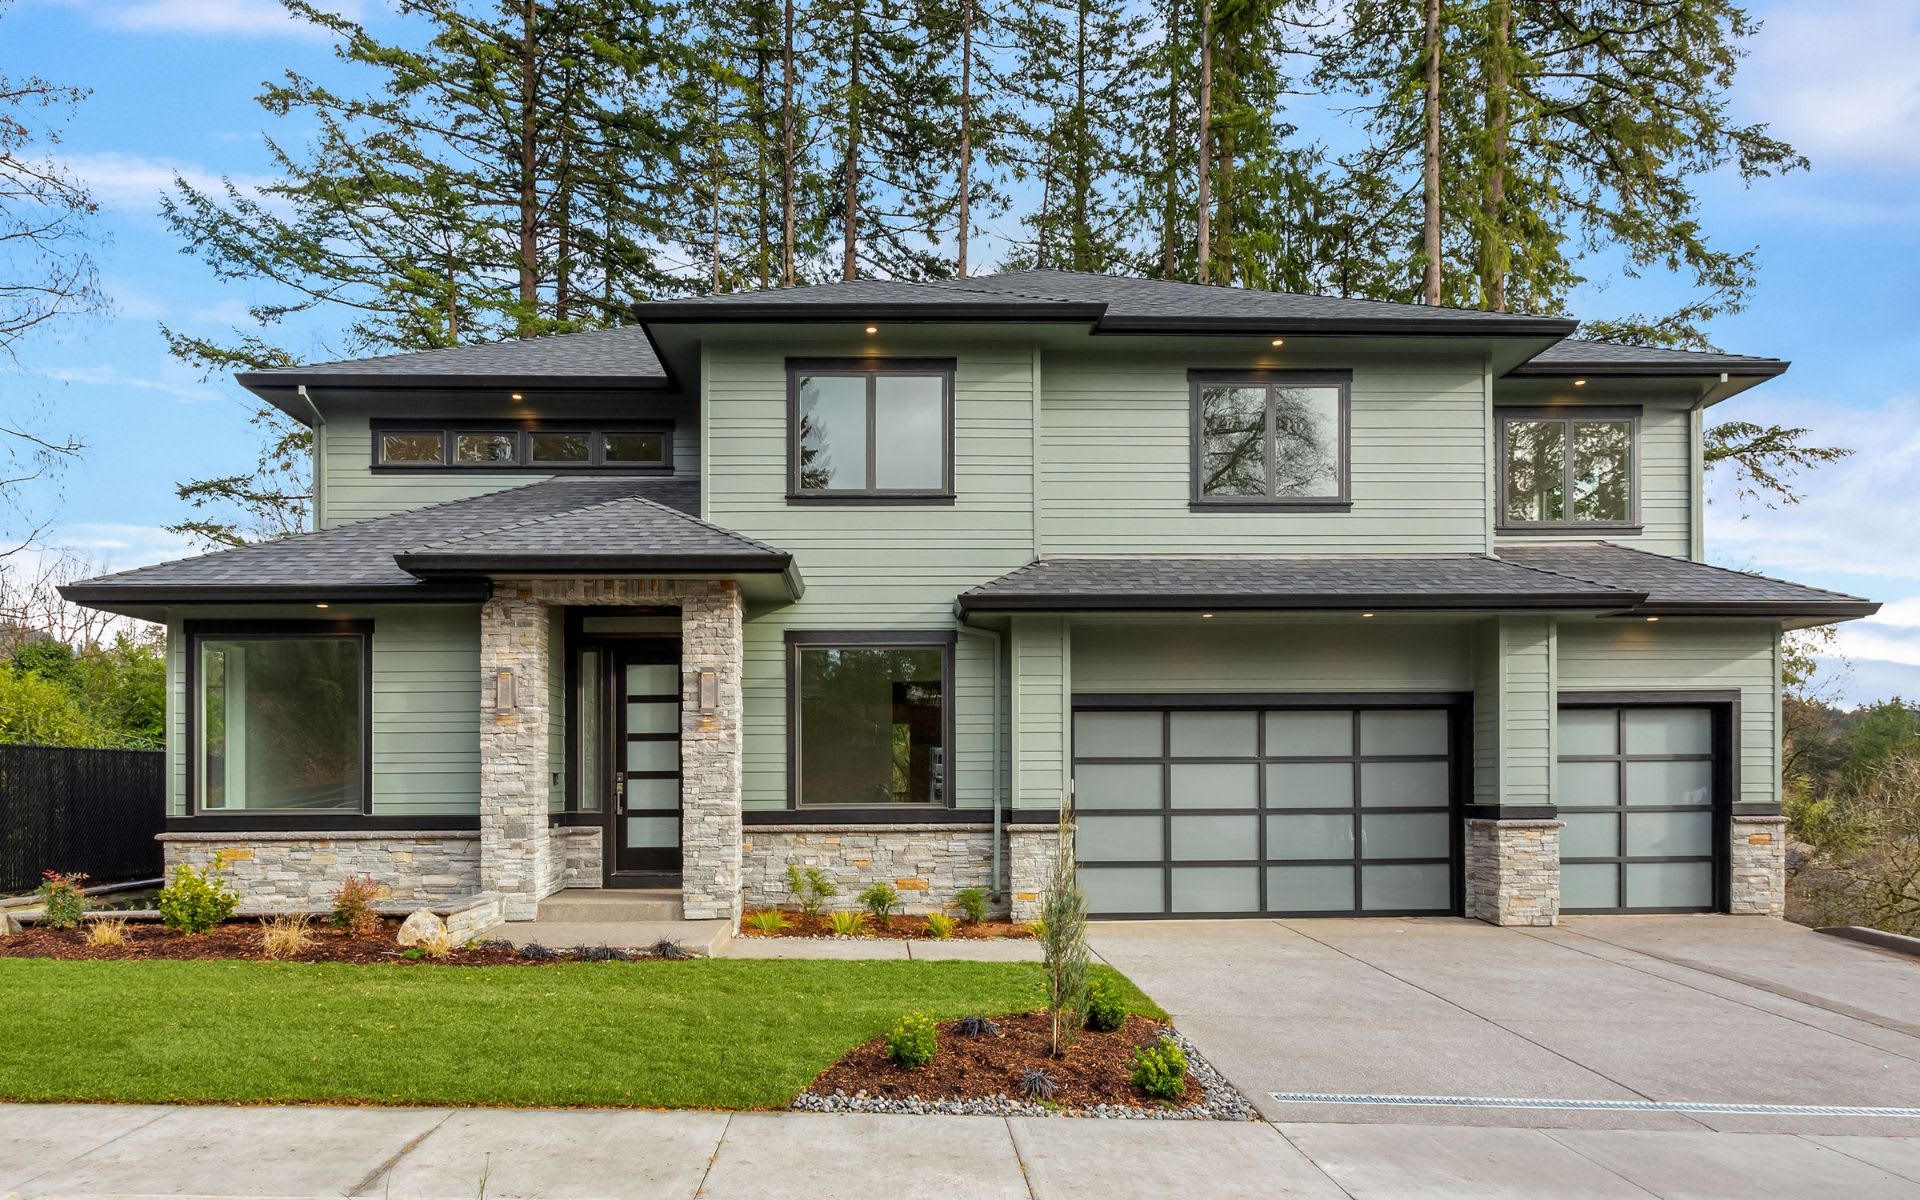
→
(1070, 691, 1470, 919)
(1556, 689, 1740, 915)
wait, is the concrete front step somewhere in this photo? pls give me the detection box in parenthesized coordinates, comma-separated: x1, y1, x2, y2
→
(535, 888, 680, 923)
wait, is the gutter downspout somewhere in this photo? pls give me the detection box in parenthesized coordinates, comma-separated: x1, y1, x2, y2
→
(1688, 372, 1731, 562)
(956, 612, 1004, 900)
(297, 385, 327, 530)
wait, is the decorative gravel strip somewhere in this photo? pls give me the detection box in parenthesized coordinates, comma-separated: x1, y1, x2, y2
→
(792, 1030, 1258, 1121)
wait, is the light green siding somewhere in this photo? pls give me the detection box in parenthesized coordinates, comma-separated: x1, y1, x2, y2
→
(1470, 616, 1555, 807)
(1556, 620, 1779, 806)
(1012, 616, 1069, 811)
(1070, 621, 1474, 694)
(1491, 398, 1695, 558)
(166, 604, 481, 817)
(1038, 349, 1492, 553)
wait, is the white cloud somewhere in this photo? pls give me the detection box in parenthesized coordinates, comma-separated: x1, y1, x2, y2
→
(36, 363, 221, 404)
(62, 150, 272, 216)
(1742, 0, 1920, 174)
(94, 0, 356, 39)
(41, 523, 202, 571)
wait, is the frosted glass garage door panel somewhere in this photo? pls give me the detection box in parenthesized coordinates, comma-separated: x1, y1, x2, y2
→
(1626, 862, 1712, 908)
(1359, 761, 1449, 808)
(1266, 813, 1354, 860)
(1266, 866, 1352, 912)
(625, 663, 678, 695)
(1265, 762, 1353, 808)
(1361, 864, 1450, 911)
(1558, 708, 1618, 756)
(1169, 711, 1258, 758)
(1082, 868, 1164, 914)
(624, 815, 677, 848)
(1557, 761, 1619, 807)
(1360, 812, 1449, 859)
(1170, 763, 1257, 808)
(1360, 710, 1448, 756)
(1171, 867, 1259, 913)
(1263, 710, 1352, 756)
(1561, 863, 1619, 909)
(1625, 760, 1712, 807)
(1171, 815, 1257, 861)
(1559, 813, 1618, 858)
(1078, 815, 1163, 863)
(1074, 711, 1163, 758)
(1074, 764, 1163, 809)
(1623, 708, 1712, 756)
(1625, 811, 1712, 857)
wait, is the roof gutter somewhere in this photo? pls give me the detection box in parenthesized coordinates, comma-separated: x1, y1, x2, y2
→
(956, 590, 1648, 615)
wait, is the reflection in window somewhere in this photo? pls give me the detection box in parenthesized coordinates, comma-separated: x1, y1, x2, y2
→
(794, 366, 950, 495)
(530, 432, 591, 464)
(379, 432, 444, 464)
(1503, 413, 1634, 526)
(795, 644, 945, 805)
(602, 432, 667, 466)
(1197, 381, 1343, 501)
(198, 634, 363, 812)
(454, 432, 517, 463)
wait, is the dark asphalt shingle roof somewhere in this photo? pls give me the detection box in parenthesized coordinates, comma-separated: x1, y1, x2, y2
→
(395, 492, 788, 575)
(61, 477, 790, 607)
(1509, 338, 1787, 377)
(956, 554, 1644, 612)
(237, 324, 669, 391)
(1498, 543, 1876, 617)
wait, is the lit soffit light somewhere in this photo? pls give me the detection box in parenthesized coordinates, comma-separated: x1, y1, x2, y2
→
(1646, 615, 1661, 623)
(510, 392, 525, 401)
(315, 603, 330, 609)
(1270, 338, 1284, 347)
(1572, 379, 1587, 387)
(1200, 612, 1214, 620)
(1361, 611, 1376, 618)
(865, 325, 878, 335)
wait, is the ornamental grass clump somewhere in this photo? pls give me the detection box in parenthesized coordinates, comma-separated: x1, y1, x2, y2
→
(856, 881, 901, 928)
(259, 914, 314, 960)
(1129, 1036, 1188, 1101)
(744, 909, 789, 934)
(329, 875, 383, 938)
(35, 871, 88, 930)
(156, 863, 238, 935)
(784, 865, 838, 918)
(84, 916, 129, 948)
(923, 911, 956, 939)
(827, 909, 868, 937)
(885, 1011, 938, 1069)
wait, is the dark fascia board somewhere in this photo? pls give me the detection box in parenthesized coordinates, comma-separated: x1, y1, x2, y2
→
(1625, 600, 1880, 620)
(956, 589, 1647, 614)
(394, 552, 795, 577)
(632, 299, 1108, 324)
(59, 581, 492, 607)
(1094, 313, 1580, 338)
(1507, 358, 1790, 379)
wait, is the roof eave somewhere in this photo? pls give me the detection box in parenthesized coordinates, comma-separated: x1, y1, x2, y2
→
(1506, 360, 1790, 379)
(393, 552, 797, 578)
(1626, 600, 1880, 620)
(1093, 315, 1580, 338)
(59, 581, 494, 611)
(956, 590, 1646, 615)
(630, 301, 1107, 324)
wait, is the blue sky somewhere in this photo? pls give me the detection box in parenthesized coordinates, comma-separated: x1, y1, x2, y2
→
(6, 0, 1919, 704)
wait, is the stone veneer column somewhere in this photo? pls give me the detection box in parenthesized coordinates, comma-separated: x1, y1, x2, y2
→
(479, 587, 552, 920)
(1464, 818, 1560, 926)
(674, 581, 744, 922)
(1729, 815, 1787, 916)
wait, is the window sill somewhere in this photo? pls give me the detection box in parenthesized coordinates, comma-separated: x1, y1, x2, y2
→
(1495, 524, 1643, 537)
(1188, 499, 1353, 513)
(785, 493, 956, 506)
(166, 813, 479, 833)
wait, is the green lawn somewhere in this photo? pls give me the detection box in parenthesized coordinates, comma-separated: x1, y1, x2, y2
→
(0, 958, 1160, 1108)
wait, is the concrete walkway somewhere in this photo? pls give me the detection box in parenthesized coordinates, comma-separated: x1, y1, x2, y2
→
(714, 935, 1041, 960)
(7, 1104, 1920, 1198)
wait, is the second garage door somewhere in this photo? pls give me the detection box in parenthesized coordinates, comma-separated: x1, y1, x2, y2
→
(1073, 702, 1459, 918)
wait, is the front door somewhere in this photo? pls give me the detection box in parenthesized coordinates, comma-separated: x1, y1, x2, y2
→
(611, 640, 682, 879)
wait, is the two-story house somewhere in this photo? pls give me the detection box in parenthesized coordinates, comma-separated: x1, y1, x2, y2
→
(65, 271, 1877, 929)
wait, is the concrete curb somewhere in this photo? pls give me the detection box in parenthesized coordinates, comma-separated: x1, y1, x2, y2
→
(1815, 925, 1920, 959)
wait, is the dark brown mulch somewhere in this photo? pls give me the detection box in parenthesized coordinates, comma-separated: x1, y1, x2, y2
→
(0, 920, 541, 966)
(808, 1013, 1198, 1108)
(741, 910, 1035, 940)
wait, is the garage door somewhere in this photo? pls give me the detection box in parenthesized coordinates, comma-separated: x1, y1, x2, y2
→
(1072, 703, 1458, 917)
(1557, 705, 1722, 912)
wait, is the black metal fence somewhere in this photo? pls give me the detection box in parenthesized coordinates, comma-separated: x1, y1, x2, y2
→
(0, 745, 165, 894)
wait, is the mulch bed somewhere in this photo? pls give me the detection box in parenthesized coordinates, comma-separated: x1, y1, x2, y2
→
(0, 920, 679, 966)
(741, 911, 1035, 940)
(808, 1013, 1197, 1109)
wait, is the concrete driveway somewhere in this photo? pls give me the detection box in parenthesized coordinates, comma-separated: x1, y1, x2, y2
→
(1090, 915, 1920, 1134)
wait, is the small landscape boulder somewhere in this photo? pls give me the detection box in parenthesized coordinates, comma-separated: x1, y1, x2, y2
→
(0, 910, 20, 936)
(396, 909, 445, 946)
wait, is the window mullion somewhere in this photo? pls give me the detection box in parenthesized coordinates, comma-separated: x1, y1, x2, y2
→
(867, 374, 880, 491)
(1264, 388, 1279, 499)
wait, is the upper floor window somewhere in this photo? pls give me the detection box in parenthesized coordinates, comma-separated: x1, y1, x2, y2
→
(788, 358, 954, 501)
(371, 421, 671, 473)
(1499, 408, 1637, 530)
(1190, 370, 1351, 509)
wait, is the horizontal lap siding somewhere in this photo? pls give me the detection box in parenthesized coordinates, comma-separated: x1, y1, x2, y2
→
(1555, 620, 1778, 806)
(1494, 400, 1693, 558)
(1039, 351, 1490, 553)
(1014, 617, 1068, 810)
(166, 604, 482, 817)
(704, 338, 1037, 812)
(1070, 622, 1474, 694)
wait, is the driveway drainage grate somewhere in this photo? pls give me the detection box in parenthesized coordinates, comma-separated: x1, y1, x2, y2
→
(1269, 1092, 1920, 1118)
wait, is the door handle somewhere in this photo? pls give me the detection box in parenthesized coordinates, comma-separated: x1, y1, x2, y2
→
(615, 770, 626, 813)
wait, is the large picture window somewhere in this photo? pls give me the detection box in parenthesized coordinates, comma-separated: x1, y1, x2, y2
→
(372, 421, 672, 473)
(788, 631, 953, 807)
(191, 623, 370, 814)
(1499, 408, 1637, 529)
(1190, 371, 1350, 507)
(788, 359, 953, 500)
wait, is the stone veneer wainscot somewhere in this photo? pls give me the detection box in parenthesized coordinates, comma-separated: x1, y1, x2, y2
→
(742, 823, 1061, 922)
(158, 830, 481, 909)
(1463, 818, 1560, 927)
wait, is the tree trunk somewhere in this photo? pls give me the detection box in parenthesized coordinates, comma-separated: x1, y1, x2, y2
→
(1195, 0, 1213, 284)
(1421, 0, 1442, 306)
(517, 0, 540, 332)
(1484, 0, 1509, 311)
(842, 0, 863, 282)
(958, 0, 973, 277)
(1159, 0, 1183, 278)
(782, 0, 797, 286)
(711, 73, 724, 293)
(1071, 0, 1090, 270)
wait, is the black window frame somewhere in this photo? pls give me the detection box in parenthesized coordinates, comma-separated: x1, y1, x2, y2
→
(785, 629, 958, 811)
(1496, 405, 1642, 534)
(786, 357, 956, 504)
(184, 619, 375, 819)
(370, 418, 674, 474)
(1188, 369, 1353, 511)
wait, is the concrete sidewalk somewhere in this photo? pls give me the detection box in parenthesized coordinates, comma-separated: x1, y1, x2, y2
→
(7, 1104, 1920, 1199)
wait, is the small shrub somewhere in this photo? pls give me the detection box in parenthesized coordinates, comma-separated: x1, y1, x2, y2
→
(1018, 1067, 1060, 1101)
(857, 880, 901, 927)
(259, 914, 314, 960)
(84, 916, 130, 948)
(329, 875, 384, 938)
(952, 886, 990, 926)
(1129, 1036, 1189, 1101)
(35, 871, 89, 930)
(827, 909, 869, 937)
(1026, 919, 1046, 941)
(885, 1011, 938, 1069)
(923, 911, 956, 939)
(1086, 976, 1127, 1033)
(156, 863, 239, 935)
(784, 865, 839, 918)
(745, 909, 790, 934)
(955, 1015, 1001, 1038)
